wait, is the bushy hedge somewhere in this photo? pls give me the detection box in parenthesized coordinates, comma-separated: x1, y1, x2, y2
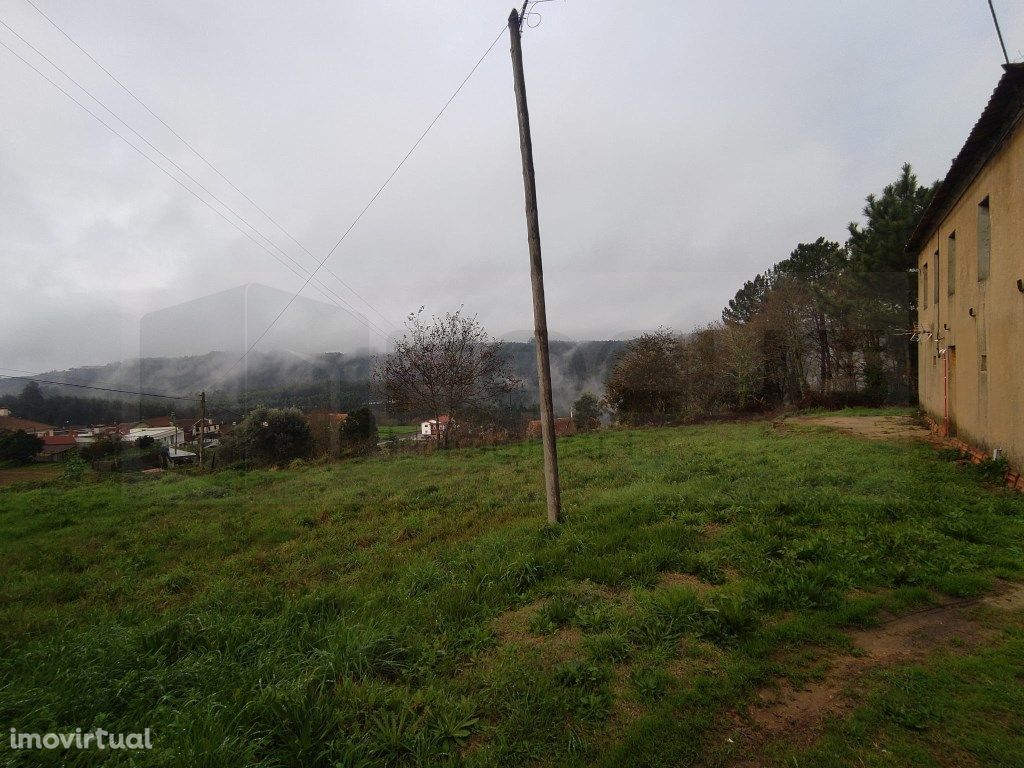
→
(0, 429, 43, 464)
(218, 408, 313, 468)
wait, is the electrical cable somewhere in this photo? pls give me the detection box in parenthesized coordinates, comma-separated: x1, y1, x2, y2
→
(0, 33, 393, 340)
(211, 23, 508, 385)
(19, 0, 399, 331)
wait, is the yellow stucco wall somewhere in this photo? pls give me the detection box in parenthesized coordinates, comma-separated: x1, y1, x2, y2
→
(917, 121, 1024, 470)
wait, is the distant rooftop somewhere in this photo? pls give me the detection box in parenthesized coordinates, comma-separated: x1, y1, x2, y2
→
(0, 414, 54, 432)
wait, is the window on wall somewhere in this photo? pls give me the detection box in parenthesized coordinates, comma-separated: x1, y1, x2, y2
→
(922, 263, 929, 309)
(978, 197, 991, 280)
(933, 249, 940, 305)
(947, 231, 956, 295)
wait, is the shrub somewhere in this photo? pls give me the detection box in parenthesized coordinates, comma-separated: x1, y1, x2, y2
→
(862, 360, 890, 405)
(340, 407, 378, 454)
(974, 456, 1009, 484)
(572, 392, 602, 431)
(218, 407, 313, 467)
(80, 435, 125, 462)
(604, 331, 687, 425)
(796, 390, 883, 411)
(59, 454, 87, 483)
(0, 429, 43, 464)
(116, 444, 166, 472)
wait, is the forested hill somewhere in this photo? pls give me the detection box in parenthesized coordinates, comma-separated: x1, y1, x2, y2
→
(0, 341, 628, 423)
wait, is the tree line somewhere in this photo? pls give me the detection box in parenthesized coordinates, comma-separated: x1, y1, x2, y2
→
(7, 166, 935, 457)
(605, 165, 935, 424)
(0, 382, 186, 427)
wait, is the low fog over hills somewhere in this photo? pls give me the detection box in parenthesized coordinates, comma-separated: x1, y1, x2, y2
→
(2, 281, 632, 417)
(0, 340, 627, 417)
(140, 283, 380, 359)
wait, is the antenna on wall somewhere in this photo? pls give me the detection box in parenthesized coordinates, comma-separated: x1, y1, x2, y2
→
(987, 0, 1011, 65)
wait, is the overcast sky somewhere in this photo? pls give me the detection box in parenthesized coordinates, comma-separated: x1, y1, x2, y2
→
(1, 0, 1021, 372)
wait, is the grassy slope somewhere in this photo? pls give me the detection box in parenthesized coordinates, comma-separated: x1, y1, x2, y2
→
(378, 425, 422, 438)
(1, 419, 1023, 767)
(0, 464, 62, 488)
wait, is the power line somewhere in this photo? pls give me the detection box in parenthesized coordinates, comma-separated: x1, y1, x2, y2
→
(6, 13, 510, 388)
(0, 373, 200, 402)
(214, 24, 508, 385)
(0, 17, 392, 340)
(0, 371, 247, 418)
(19, 0, 398, 332)
(987, 0, 1010, 65)
(0, 365, 194, 399)
(0, 31, 393, 340)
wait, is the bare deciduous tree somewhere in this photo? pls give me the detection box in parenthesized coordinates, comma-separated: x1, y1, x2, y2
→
(371, 308, 519, 447)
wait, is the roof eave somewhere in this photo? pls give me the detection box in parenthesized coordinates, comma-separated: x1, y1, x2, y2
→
(906, 63, 1024, 256)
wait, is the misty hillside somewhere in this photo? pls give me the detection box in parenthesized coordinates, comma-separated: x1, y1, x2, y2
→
(1, 341, 628, 415)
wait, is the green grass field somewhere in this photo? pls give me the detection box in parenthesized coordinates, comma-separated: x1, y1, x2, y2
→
(378, 424, 422, 439)
(1, 416, 1023, 767)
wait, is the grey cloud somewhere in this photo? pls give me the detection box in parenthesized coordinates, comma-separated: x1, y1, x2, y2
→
(1, 0, 1021, 373)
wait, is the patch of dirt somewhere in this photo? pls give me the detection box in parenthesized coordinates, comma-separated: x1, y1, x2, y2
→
(491, 599, 581, 665)
(846, 601, 986, 660)
(728, 583, 1024, 765)
(608, 665, 645, 728)
(985, 587, 1024, 612)
(704, 522, 726, 539)
(658, 571, 718, 594)
(787, 414, 934, 442)
(492, 599, 546, 644)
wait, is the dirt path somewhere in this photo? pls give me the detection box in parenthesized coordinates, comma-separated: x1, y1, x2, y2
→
(727, 583, 1024, 765)
(786, 414, 933, 442)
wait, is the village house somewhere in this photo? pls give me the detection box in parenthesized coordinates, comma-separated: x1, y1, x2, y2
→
(37, 434, 78, 462)
(70, 428, 99, 445)
(420, 415, 451, 438)
(123, 426, 185, 448)
(180, 417, 221, 445)
(143, 415, 220, 444)
(909, 63, 1024, 472)
(166, 447, 198, 465)
(0, 408, 54, 437)
(70, 425, 123, 445)
(526, 417, 576, 439)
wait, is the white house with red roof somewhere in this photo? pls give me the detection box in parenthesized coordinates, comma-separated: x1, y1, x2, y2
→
(420, 415, 451, 438)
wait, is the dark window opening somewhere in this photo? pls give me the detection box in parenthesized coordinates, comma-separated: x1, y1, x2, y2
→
(947, 231, 956, 295)
(978, 197, 991, 281)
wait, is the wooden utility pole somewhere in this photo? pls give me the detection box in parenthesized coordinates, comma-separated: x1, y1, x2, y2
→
(198, 391, 206, 469)
(508, 6, 562, 524)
